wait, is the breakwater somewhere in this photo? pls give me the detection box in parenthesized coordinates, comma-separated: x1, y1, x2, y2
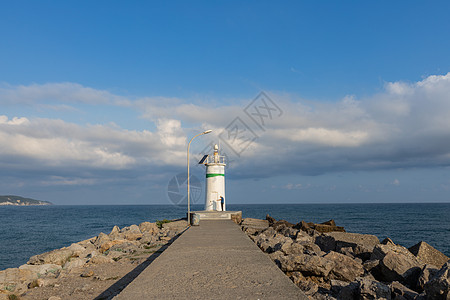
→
(241, 216, 450, 299)
(1, 203, 450, 271)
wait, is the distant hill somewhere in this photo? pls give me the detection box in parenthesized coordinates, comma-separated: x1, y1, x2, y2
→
(0, 195, 53, 206)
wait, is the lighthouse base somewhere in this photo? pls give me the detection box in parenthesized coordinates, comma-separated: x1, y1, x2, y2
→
(190, 210, 242, 224)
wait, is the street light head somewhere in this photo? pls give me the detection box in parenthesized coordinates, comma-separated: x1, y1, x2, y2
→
(203, 130, 212, 134)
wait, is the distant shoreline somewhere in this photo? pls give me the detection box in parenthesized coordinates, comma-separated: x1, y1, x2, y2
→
(0, 195, 53, 206)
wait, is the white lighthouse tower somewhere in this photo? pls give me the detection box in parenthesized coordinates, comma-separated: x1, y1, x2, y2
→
(202, 144, 226, 211)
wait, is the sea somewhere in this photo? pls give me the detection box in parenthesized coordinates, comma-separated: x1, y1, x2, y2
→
(1, 203, 449, 271)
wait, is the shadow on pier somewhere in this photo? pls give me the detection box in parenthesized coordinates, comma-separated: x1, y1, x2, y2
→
(94, 229, 187, 300)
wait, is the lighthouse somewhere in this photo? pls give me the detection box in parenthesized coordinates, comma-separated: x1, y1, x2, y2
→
(200, 144, 226, 211)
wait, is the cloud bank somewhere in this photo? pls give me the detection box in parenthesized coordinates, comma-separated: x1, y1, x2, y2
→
(1, 73, 450, 189)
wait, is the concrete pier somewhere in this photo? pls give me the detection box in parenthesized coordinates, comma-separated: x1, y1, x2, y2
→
(114, 220, 307, 299)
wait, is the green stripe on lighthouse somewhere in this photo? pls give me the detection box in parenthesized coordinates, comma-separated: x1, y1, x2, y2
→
(206, 174, 225, 178)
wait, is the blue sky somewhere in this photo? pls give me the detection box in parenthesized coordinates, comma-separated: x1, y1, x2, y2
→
(1, 1, 450, 204)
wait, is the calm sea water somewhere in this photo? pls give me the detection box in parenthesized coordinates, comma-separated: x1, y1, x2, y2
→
(1, 203, 449, 271)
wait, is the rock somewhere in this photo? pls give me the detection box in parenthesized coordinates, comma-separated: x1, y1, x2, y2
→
(254, 232, 291, 253)
(278, 254, 334, 277)
(231, 212, 242, 224)
(279, 227, 299, 239)
(140, 232, 156, 244)
(162, 220, 188, 232)
(266, 214, 276, 225)
(293, 220, 312, 232)
(323, 251, 364, 282)
(241, 218, 269, 232)
(80, 270, 94, 277)
(357, 277, 391, 300)
(121, 225, 143, 240)
(261, 227, 277, 238)
(89, 255, 114, 264)
(300, 242, 323, 256)
(109, 241, 139, 254)
(363, 259, 380, 273)
(417, 264, 439, 292)
(315, 232, 379, 259)
(67, 243, 86, 257)
(28, 278, 45, 288)
(0, 268, 36, 292)
(94, 232, 111, 249)
(280, 242, 304, 256)
(424, 262, 450, 300)
(62, 258, 86, 271)
(268, 250, 285, 267)
(28, 248, 73, 266)
(109, 225, 122, 239)
(98, 239, 128, 253)
(139, 222, 159, 235)
(295, 230, 314, 243)
(382, 237, 395, 245)
(390, 281, 419, 300)
(297, 280, 319, 296)
(123, 224, 141, 234)
(288, 271, 305, 284)
(371, 244, 423, 285)
(124, 232, 143, 241)
(19, 264, 61, 276)
(330, 280, 358, 299)
(272, 220, 294, 231)
(408, 241, 449, 267)
(310, 220, 345, 233)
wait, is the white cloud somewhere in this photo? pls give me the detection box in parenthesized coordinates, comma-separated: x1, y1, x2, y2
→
(0, 82, 127, 105)
(2, 73, 450, 186)
(0, 115, 30, 125)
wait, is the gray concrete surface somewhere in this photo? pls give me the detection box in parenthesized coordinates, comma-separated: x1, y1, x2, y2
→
(114, 220, 308, 299)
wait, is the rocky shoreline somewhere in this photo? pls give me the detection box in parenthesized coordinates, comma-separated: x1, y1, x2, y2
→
(0, 219, 188, 300)
(1, 216, 449, 300)
(241, 216, 450, 299)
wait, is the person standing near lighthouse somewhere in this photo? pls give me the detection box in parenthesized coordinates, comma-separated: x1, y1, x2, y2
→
(203, 144, 226, 211)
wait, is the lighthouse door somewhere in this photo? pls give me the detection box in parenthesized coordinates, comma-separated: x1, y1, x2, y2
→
(211, 192, 218, 210)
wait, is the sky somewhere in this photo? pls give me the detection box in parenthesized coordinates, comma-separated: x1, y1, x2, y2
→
(1, 1, 450, 205)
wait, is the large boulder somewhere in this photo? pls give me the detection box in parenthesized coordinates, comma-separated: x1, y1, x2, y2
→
(315, 232, 380, 259)
(424, 262, 450, 300)
(67, 243, 86, 258)
(272, 220, 294, 232)
(122, 224, 143, 241)
(254, 232, 291, 253)
(280, 242, 305, 256)
(357, 278, 391, 300)
(408, 241, 449, 268)
(417, 264, 439, 292)
(89, 255, 114, 264)
(0, 268, 36, 293)
(294, 219, 345, 233)
(323, 251, 364, 282)
(28, 248, 73, 266)
(162, 220, 187, 230)
(62, 258, 86, 271)
(108, 225, 123, 240)
(18, 264, 61, 276)
(371, 244, 423, 286)
(139, 222, 159, 235)
(278, 254, 334, 277)
(241, 218, 269, 234)
(390, 281, 419, 300)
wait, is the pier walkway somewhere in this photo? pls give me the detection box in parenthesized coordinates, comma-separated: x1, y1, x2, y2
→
(114, 220, 307, 299)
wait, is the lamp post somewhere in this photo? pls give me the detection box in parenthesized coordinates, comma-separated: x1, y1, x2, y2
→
(187, 129, 212, 225)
